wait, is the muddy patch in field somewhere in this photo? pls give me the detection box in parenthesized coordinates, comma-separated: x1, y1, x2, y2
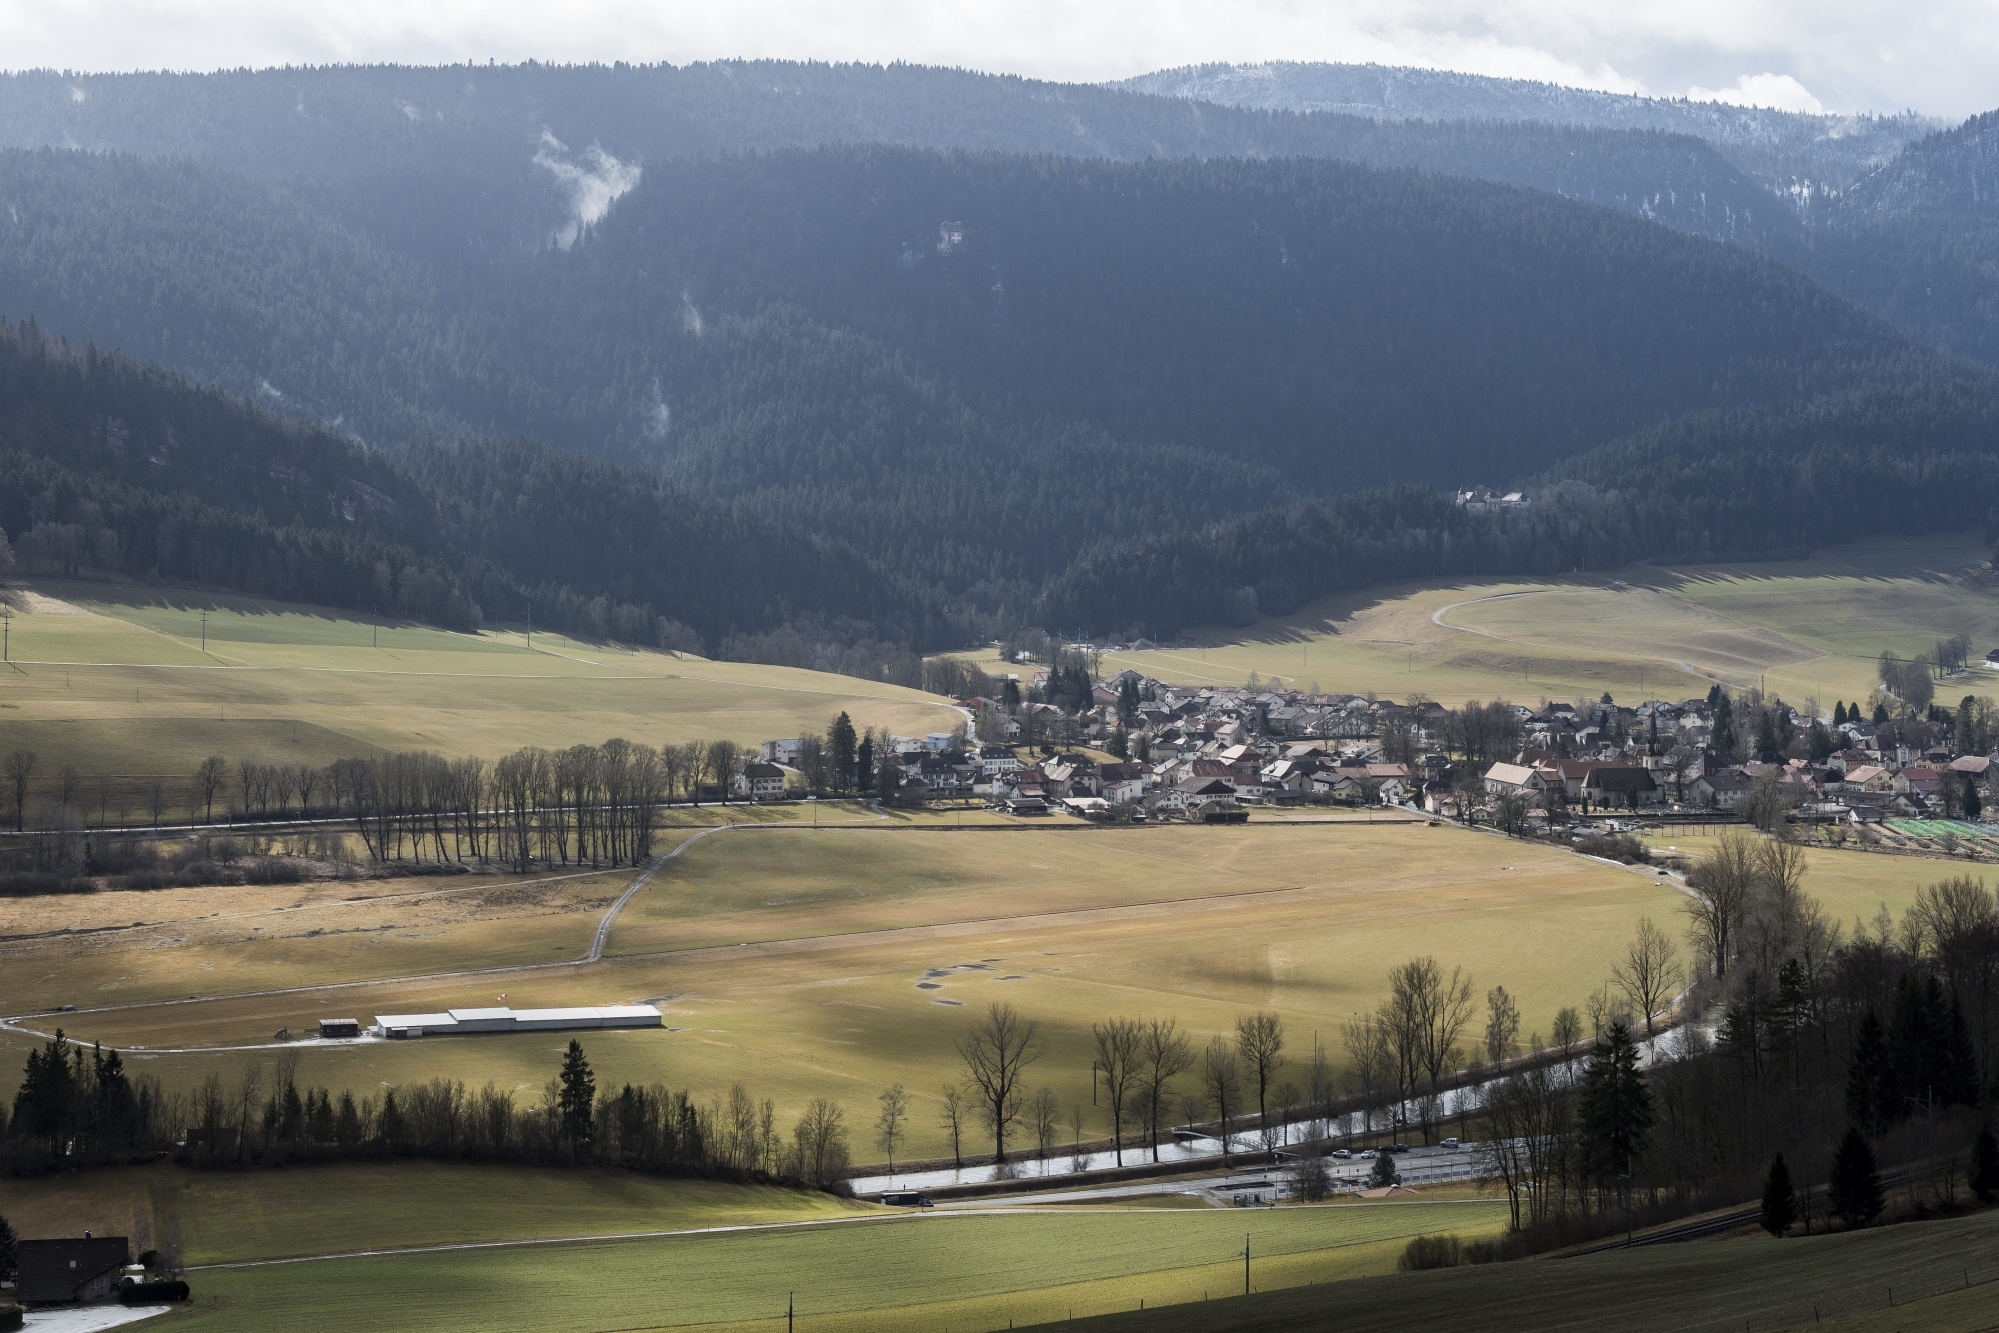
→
(932, 998, 963, 1006)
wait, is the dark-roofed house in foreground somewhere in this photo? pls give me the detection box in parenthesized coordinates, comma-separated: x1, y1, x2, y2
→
(17, 1235, 130, 1305)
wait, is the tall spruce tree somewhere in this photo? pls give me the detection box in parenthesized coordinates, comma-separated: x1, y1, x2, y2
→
(1845, 1009, 1893, 1135)
(1973, 1122, 1999, 1204)
(1578, 1021, 1654, 1183)
(1827, 1126, 1885, 1229)
(558, 1039, 596, 1152)
(1760, 1153, 1797, 1237)
(828, 713, 858, 792)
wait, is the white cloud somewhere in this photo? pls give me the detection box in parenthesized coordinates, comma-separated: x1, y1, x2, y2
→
(0, 1, 1993, 118)
(1686, 72, 1824, 114)
(532, 130, 641, 248)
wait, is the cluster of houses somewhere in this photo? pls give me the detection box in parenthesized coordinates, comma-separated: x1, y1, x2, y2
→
(744, 668, 1999, 830)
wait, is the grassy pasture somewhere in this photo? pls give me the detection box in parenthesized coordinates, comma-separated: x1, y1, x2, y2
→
(1072, 1206, 1999, 1333)
(1089, 534, 1999, 707)
(0, 1161, 869, 1264)
(6, 822, 1700, 1160)
(0, 580, 962, 799)
(155, 1196, 1505, 1332)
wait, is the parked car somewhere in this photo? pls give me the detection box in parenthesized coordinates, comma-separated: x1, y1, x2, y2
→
(1386, 1143, 1411, 1154)
(1330, 1148, 1351, 1159)
(879, 1191, 934, 1208)
(1440, 1137, 1460, 1149)
(1359, 1148, 1379, 1159)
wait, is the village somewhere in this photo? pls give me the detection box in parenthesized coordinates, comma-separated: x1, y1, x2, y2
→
(747, 648, 1999, 845)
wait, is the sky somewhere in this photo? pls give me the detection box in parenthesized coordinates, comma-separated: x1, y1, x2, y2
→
(1, 0, 1992, 120)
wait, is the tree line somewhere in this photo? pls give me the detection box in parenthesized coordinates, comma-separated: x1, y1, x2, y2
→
(1, 1032, 852, 1193)
(1458, 831, 1999, 1257)
(0, 710, 911, 889)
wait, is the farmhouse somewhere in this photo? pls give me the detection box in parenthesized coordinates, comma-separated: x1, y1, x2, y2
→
(1483, 762, 1544, 798)
(734, 762, 788, 801)
(17, 1236, 130, 1305)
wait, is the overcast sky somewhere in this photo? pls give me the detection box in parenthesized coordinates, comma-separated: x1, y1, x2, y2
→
(3, 1, 1991, 120)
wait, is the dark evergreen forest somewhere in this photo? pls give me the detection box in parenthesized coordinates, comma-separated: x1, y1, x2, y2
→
(0, 321, 934, 646)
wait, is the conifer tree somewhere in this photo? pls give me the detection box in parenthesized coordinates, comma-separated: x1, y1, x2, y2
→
(855, 735, 874, 795)
(1827, 1126, 1884, 1229)
(1579, 1021, 1654, 1183)
(1845, 1010, 1892, 1135)
(828, 713, 858, 791)
(1759, 1153, 1796, 1237)
(1973, 1122, 1999, 1204)
(558, 1039, 596, 1152)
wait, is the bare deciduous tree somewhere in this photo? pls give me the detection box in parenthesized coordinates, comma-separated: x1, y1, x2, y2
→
(938, 1083, 966, 1169)
(1484, 985, 1521, 1065)
(5, 748, 37, 830)
(1341, 1013, 1393, 1134)
(1136, 1018, 1195, 1162)
(790, 1097, 849, 1185)
(1092, 1016, 1142, 1166)
(1200, 1035, 1242, 1164)
(1030, 1088, 1060, 1173)
(958, 1002, 1040, 1162)
(1235, 1011, 1286, 1148)
(874, 1083, 908, 1180)
(1611, 917, 1681, 1044)
(1551, 1006, 1583, 1055)
(1385, 956, 1476, 1140)
(1684, 830, 1760, 978)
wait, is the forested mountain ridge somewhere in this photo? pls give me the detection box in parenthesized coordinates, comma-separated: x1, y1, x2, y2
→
(2, 60, 1991, 382)
(579, 148, 1922, 490)
(0, 318, 931, 646)
(1767, 113, 1999, 368)
(1121, 61, 1999, 375)
(1119, 61, 1936, 197)
(1040, 375, 1999, 638)
(1, 139, 1959, 611)
(0, 61, 1788, 253)
(0, 136, 1975, 617)
(1837, 110, 1999, 219)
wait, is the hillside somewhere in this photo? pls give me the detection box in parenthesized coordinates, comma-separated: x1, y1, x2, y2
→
(0, 141, 1952, 606)
(1120, 61, 1937, 195)
(1768, 112, 1999, 366)
(1043, 376, 1999, 638)
(0, 318, 930, 647)
(0, 61, 1790, 255)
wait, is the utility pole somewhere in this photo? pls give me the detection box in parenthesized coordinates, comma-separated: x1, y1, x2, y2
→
(1243, 1233, 1251, 1296)
(526, 605, 531, 650)
(199, 609, 207, 653)
(2, 607, 9, 662)
(787, 1292, 793, 1333)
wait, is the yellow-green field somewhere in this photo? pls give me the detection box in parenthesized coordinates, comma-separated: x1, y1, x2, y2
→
(0, 581, 961, 792)
(1086, 534, 1999, 707)
(0, 820, 1719, 1160)
(79, 1179, 1501, 1333)
(1072, 1206, 1999, 1333)
(0, 1161, 869, 1264)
